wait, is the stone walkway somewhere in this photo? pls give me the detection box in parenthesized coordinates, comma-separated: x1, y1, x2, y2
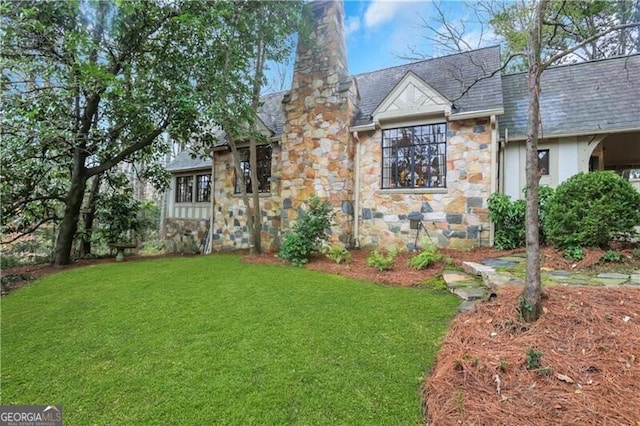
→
(444, 253, 640, 312)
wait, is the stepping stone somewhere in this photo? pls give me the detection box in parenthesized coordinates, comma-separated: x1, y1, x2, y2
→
(549, 270, 571, 277)
(442, 271, 472, 283)
(497, 256, 526, 263)
(482, 258, 518, 268)
(596, 272, 630, 280)
(593, 277, 629, 286)
(462, 261, 495, 276)
(457, 300, 479, 313)
(452, 287, 486, 301)
(630, 274, 640, 285)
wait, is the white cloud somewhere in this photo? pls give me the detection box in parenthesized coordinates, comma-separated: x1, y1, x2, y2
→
(344, 15, 361, 37)
(364, 0, 407, 28)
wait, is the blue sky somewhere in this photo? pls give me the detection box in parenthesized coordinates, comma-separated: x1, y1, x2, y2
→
(343, 0, 498, 75)
(265, 0, 499, 91)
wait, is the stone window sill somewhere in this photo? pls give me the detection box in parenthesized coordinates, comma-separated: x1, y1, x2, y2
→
(377, 188, 448, 195)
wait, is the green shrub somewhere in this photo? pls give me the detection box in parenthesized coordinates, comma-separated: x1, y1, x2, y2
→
(525, 348, 543, 370)
(366, 249, 399, 271)
(407, 244, 442, 270)
(488, 186, 555, 250)
(544, 172, 640, 248)
(422, 276, 447, 291)
(325, 246, 351, 264)
(488, 193, 526, 249)
(278, 196, 335, 266)
(563, 246, 585, 261)
(601, 250, 623, 263)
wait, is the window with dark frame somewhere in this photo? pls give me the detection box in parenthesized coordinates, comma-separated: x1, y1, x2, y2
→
(175, 175, 193, 203)
(234, 145, 272, 194)
(196, 174, 211, 202)
(538, 149, 550, 175)
(381, 123, 447, 189)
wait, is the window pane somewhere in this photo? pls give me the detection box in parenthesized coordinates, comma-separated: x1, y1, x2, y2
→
(196, 174, 211, 202)
(381, 123, 447, 189)
(175, 176, 193, 203)
(234, 145, 272, 194)
(538, 149, 550, 175)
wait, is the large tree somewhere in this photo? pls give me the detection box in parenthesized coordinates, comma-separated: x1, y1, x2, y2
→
(404, 0, 638, 321)
(1, 0, 302, 264)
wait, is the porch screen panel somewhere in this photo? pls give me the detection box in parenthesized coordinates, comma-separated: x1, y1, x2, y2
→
(381, 123, 447, 189)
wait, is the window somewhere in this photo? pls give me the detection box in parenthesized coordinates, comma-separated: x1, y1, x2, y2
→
(234, 145, 272, 194)
(538, 149, 550, 175)
(196, 174, 211, 202)
(175, 175, 193, 203)
(381, 123, 447, 189)
(175, 173, 211, 203)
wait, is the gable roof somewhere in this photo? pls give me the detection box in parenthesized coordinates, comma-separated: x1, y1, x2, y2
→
(501, 54, 640, 140)
(353, 45, 504, 126)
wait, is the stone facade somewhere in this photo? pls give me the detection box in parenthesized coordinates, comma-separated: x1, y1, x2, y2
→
(280, 0, 357, 245)
(164, 0, 498, 252)
(164, 218, 209, 254)
(357, 118, 493, 250)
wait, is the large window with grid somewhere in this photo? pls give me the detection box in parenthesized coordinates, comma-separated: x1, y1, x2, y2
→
(381, 123, 447, 189)
(234, 145, 272, 194)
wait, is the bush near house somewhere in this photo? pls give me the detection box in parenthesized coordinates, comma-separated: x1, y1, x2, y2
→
(544, 172, 640, 248)
(278, 196, 335, 266)
(488, 186, 555, 250)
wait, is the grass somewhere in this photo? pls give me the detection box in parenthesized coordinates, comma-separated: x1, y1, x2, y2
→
(1, 255, 458, 425)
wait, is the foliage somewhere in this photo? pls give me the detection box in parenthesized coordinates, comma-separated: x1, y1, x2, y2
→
(95, 189, 142, 244)
(490, 0, 640, 70)
(407, 244, 443, 270)
(544, 172, 640, 248)
(488, 193, 525, 249)
(324, 246, 351, 265)
(0, 0, 305, 264)
(488, 186, 555, 250)
(602, 250, 623, 263)
(525, 347, 543, 370)
(366, 249, 400, 271)
(563, 246, 585, 262)
(278, 196, 335, 266)
(1, 255, 458, 424)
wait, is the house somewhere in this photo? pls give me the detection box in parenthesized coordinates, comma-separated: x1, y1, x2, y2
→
(163, 0, 640, 254)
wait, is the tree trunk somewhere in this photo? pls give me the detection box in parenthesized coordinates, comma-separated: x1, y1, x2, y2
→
(53, 150, 88, 265)
(519, 0, 546, 322)
(249, 138, 262, 254)
(80, 174, 101, 257)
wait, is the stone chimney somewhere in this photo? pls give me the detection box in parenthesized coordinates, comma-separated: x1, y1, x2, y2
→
(281, 0, 357, 245)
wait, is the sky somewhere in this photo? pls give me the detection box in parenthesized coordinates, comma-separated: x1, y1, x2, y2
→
(265, 0, 500, 90)
(342, 0, 499, 75)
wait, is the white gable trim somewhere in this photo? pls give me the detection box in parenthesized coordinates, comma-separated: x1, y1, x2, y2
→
(372, 71, 451, 125)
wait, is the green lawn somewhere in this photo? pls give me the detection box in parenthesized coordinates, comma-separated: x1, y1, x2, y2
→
(1, 255, 458, 425)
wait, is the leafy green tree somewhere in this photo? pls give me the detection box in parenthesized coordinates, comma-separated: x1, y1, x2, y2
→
(1, 0, 303, 264)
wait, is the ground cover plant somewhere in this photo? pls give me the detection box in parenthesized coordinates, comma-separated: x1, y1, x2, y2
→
(1, 255, 458, 424)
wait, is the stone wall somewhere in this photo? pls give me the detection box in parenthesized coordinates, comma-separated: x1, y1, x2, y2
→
(280, 0, 356, 246)
(164, 218, 209, 254)
(356, 118, 493, 250)
(210, 147, 282, 251)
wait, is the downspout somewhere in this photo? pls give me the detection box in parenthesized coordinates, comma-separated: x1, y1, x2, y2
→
(208, 151, 216, 254)
(352, 131, 361, 248)
(489, 115, 498, 247)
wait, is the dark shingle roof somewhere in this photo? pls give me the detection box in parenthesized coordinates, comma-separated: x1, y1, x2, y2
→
(165, 149, 211, 172)
(258, 90, 288, 137)
(501, 54, 640, 139)
(353, 46, 504, 126)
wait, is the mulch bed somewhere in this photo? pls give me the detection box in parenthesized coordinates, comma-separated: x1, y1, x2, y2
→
(424, 285, 640, 425)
